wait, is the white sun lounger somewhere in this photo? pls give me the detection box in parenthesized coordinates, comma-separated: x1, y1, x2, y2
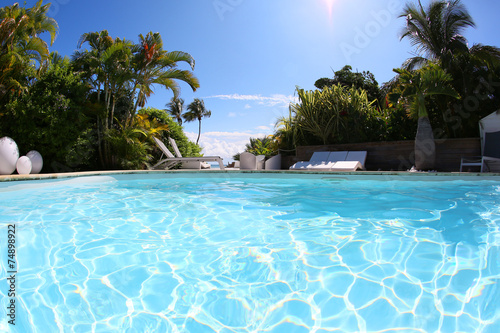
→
(168, 137, 211, 169)
(289, 151, 331, 169)
(151, 137, 225, 170)
(330, 151, 367, 171)
(290, 150, 367, 171)
(307, 151, 349, 170)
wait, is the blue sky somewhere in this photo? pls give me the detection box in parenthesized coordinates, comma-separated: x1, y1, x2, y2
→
(20, 0, 500, 162)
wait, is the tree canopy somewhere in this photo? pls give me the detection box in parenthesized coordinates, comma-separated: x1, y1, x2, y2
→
(315, 65, 383, 108)
(0, 2, 204, 171)
(0, 0, 58, 102)
(397, 0, 500, 137)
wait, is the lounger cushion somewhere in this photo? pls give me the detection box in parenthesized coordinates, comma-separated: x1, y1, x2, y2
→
(330, 161, 363, 171)
(290, 151, 331, 169)
(344, 151, 367, 169)
(326, 151, 348, 163)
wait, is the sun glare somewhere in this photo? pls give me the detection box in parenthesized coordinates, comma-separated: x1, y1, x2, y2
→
(323, 0, 336, 21)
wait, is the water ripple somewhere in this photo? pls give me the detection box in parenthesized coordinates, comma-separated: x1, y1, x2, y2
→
(1, 175, 499, 332)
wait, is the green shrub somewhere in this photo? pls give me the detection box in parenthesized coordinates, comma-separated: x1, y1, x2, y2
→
(1, 62, 97, 171)
(139, 107, 202, 159)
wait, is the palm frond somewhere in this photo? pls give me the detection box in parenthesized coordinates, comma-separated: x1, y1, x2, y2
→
(399, 0, 474, 63)
(401, 56, 430, 70)
(469, 43, 500, 69)
(162, 51, 196, 70)
(160, 68, 200, 92)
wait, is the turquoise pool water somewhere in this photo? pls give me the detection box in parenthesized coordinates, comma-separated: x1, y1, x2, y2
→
(0, 173, 499, 332)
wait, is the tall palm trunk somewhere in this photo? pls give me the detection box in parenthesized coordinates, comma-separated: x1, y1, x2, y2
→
(196, 118, 201, 145)
(414, 116, 436, 170)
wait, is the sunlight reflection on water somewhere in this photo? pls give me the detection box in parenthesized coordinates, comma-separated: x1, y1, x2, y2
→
(0, 174, 499, 332)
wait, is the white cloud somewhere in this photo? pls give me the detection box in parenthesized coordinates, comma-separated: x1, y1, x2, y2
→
(185, 131, 269, 163)
(207, 93, 298, 108)
(256, 125, 271, 131)
(228, 112, 237, 117)
(244, 104, 252, 109)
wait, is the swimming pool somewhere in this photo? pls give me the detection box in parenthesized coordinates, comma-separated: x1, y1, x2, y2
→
(1, 172, 499, 332)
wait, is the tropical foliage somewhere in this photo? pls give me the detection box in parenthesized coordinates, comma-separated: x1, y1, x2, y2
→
(3, 59, 95, 171)
(0, 0, 57, 102)
(233, 136, 279, 161)
(165, 97, 185, 125)
(72, 30, 200, 168)
(269, 0, 500, 167)
(399, 0, 475, 70)
(0, 2, 204, 172)
(240, 82, 389, 160)
(315, 65, 384, 109)
(397, 0, 500, 138)
(288, 85, 383, 145)
(141, 107, 202, 161)
(390, 64, 459, 169)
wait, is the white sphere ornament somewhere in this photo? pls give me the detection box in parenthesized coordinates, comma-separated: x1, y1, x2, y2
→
(27, 150, 43, 174)
(16, 156, 32, 175)
(0, 137, 19, 175)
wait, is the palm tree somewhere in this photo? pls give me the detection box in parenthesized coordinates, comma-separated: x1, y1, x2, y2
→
(400, 0, 500, 83)
(127, 32, 200, 127)
(399, 0, 474, 69)
(74, 31, 134, 166)
(74, 30, 200, 167)
(25, 0, 58, 47)
(392, 64, 459, 170)
(165, 97, 184, 125)
(74, 30, 115, 103)
(274, 105, 298, 151)
(183, 98, 211, 145)
(244, 136, 276, 157)
(399, 0, 500, 137)
(0, 1, 58, 100)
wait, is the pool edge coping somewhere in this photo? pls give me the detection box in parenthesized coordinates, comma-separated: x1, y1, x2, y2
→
(1, 169, 500, 182)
